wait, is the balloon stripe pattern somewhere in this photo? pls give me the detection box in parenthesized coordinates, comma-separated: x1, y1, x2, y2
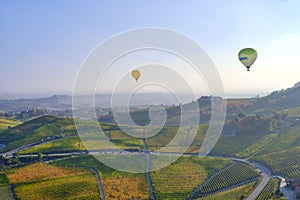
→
(238, 48, 257, 71)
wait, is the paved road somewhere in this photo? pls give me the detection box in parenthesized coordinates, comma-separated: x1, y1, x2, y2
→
(1, 136, 76, 157)
(246, 173, 269, 200)
(141, 137, 156, 200)
(89, 168, 106, 200)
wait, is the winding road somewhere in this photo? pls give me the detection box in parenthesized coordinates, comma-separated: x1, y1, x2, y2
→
(1, 139, 289, 200)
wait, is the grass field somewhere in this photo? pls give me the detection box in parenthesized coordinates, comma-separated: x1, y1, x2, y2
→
(6, 162, 101, 200)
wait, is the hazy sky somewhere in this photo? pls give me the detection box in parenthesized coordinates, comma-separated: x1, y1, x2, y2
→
(1, 0, 300, 97)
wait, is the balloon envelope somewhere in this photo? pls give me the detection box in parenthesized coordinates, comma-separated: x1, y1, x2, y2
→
(131, 70, 141, 81)
(238, 48, 257, 71)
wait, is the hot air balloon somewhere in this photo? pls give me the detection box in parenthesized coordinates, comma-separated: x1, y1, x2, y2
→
(238, 48, 257, 71)
(131, 70, 141, 82)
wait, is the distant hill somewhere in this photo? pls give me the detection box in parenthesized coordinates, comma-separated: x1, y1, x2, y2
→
(225, 83, 300, 115)
(1, 82, 300, 117)
(0, 115, 77, 152)
(0, 93, 195, 113)
(248, 84, 300, 114)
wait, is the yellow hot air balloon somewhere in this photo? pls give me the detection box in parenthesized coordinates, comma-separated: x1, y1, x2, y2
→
(131, 70, 141, 82)
(238, 48, 257, 71)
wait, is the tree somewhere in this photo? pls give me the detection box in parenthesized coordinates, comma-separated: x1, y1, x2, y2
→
(13, 152, 20, 164)
(38, 152, 43, 161)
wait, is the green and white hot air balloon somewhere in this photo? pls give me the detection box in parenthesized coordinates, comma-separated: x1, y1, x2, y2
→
(238, 48, 257, 71)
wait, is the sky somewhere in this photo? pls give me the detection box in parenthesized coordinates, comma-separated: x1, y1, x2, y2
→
(1, 0, 300, 98)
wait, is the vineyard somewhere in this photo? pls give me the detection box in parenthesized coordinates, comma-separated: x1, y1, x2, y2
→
(196, 181, 256, 200)
(7, 162, 88, 184)
(52, 155, 150, 199)
(0, 117, 20, 130)
(146, 127, 180, 150)
(108, 129, 144, 149)
(210, 135, 263, 157)
(195, 162, 260, 196)
(6, 162, 101, 200)
(150, 158, 207, 199)
(19, 136, 86, 154)
(252, 124, 300, 178)
(256, 178, 280, 200)
(256, 125, 300, 156)
(254, 147, 300, 178)
(185, 124, 207, 154)
(0, 186, 13, 200)
(0, 116, 77, 152)
(150, 156, 231, 199)
(235, 134, 277, 158)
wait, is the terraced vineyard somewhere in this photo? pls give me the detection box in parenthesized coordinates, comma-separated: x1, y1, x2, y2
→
(256, 125, 300, 156)
(6, 162, 101, 200)
(252, 124, 300, 178)
(235, 134, 277, 158)
(254, 147, 300, 178)
(150, 156, 231, 199)
(196, 181, 256, 200)
(210, 135, 263, 157)
(196, 162, 260, 195)
(256, 178, 280, 200)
